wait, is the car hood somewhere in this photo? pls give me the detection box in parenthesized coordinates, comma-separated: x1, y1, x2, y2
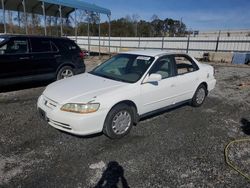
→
(43, 73, 126, 104)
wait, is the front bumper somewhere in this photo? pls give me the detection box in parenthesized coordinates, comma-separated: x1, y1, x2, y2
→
(37, 95, 107, 136)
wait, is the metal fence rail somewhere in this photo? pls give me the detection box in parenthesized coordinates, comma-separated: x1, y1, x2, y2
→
(68, 36, 250, 58)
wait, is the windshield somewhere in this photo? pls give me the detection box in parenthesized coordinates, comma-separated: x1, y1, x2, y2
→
(90, 54, 155, 83)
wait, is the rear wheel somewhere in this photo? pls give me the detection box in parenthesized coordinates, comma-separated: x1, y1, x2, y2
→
(56, 66, 74, 80)
(103, 104, 134, 139)
(191, 84, 207, 107)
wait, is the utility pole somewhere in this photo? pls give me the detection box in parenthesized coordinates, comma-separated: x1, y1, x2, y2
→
(180, 17, 183, 36)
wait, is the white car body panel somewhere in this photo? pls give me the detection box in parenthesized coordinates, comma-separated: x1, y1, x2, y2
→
(43, 73, 126, 104)
(37, 50, 216, 136)
(140, 76, 178, 114)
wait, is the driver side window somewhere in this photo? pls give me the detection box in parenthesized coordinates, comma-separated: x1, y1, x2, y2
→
(0, 39, 29, 54)
(149, 56, 175, 79)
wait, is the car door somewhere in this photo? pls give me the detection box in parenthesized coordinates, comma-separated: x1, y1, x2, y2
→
(30, 38, 58, 76)
(172, 55, 200, 103)
(140, 55, 179, 114)
(0, 37, 32, 81)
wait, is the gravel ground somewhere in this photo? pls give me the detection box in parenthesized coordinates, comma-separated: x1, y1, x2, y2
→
(0, 57, 250, 187)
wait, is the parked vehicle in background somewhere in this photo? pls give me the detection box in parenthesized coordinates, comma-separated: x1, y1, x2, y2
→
(37, 50, 216, 139)
(0, 35, 85, 87)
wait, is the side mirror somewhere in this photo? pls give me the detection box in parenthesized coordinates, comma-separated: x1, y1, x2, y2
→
(143, 73, 162, 83)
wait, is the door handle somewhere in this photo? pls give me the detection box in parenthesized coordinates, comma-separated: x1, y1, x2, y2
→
(54, 55, 61, 58)
(19, 57, 30, 60)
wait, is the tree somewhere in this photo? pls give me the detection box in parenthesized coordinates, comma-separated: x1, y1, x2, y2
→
(138, 20, 151, 37)
(132, 14, 140, 37)
(150, 14, 163, 37)
(2, 10, 187, 37)
(7, 11, 14, 33)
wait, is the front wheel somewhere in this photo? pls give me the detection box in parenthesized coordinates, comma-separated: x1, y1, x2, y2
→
(103, 104, 134, 139)
(191, 85, 207, 107)
(56, 66, 74, 80)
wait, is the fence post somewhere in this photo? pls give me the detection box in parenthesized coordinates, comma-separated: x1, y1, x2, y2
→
(108, 14, 111, 56)
(87, 12, 90, 55)
(215, 36, 220, 52)
(120, 37, 121, 52)
(186, 36, 190, 53)
(161, 37, 164, 50)
(1, 0, 6, 33)
(98, 13, 101, 57)
(138, 37, 140, 49)
(215, 30, 221, 52)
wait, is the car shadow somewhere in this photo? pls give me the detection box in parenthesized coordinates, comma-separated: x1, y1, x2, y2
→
(0, 80, 51, 92)
(59, 130, 104, 139)
(240, 118, 250, 135)
(94, 161, 130, 188)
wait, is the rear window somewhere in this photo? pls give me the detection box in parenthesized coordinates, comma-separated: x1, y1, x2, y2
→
(63, 40, 79, 51)
(174, 56, 198, 75)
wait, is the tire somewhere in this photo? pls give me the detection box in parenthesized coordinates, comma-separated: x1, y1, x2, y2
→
(191, 84, 207, 107)
(103, 104, 134, 139)
(56, 66, 74, 80)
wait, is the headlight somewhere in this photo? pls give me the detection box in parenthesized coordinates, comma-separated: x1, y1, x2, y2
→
(60, 103, 100, 114)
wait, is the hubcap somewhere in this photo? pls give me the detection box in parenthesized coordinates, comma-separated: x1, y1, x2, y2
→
(112, 110, 131, 135)
(60, 69, 73, 79)
(196, 88, 206, 104)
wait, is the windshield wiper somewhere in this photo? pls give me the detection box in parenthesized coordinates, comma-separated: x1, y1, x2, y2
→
(91, 72, 127, 83)
(109, 77, 127, 83)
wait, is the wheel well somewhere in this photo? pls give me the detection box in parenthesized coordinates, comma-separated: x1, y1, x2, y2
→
(111, 100, 139, 124)
(199, 82, 208, 95)
(56, 64, 75, 75)
(58, 64, 75, 70)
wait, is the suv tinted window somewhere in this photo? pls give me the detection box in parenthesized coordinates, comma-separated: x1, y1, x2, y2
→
(51, 42, 59, 52)
(63, 40, 79, 51)
(0, 39, 29, 54)
(174, 55, 198, 75)
(31, 38, 52, 53)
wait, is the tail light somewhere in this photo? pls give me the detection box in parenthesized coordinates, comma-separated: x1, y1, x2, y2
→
(79, 51, 85, 59)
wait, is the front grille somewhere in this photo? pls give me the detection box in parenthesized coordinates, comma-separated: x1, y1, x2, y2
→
(49, 119, 72, 130)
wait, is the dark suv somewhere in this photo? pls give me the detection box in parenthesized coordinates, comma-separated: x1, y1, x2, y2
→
(0, 35, 85, 87)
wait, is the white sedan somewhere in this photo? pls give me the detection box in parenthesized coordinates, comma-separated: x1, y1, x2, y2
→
(37, 50, 216, 139)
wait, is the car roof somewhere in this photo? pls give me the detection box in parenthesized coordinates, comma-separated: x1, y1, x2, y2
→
(0, 34, 71, 41)
(119, 50, 186, 57)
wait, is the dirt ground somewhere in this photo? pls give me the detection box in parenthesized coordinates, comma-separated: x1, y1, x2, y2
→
(0, 56, 250, 187)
